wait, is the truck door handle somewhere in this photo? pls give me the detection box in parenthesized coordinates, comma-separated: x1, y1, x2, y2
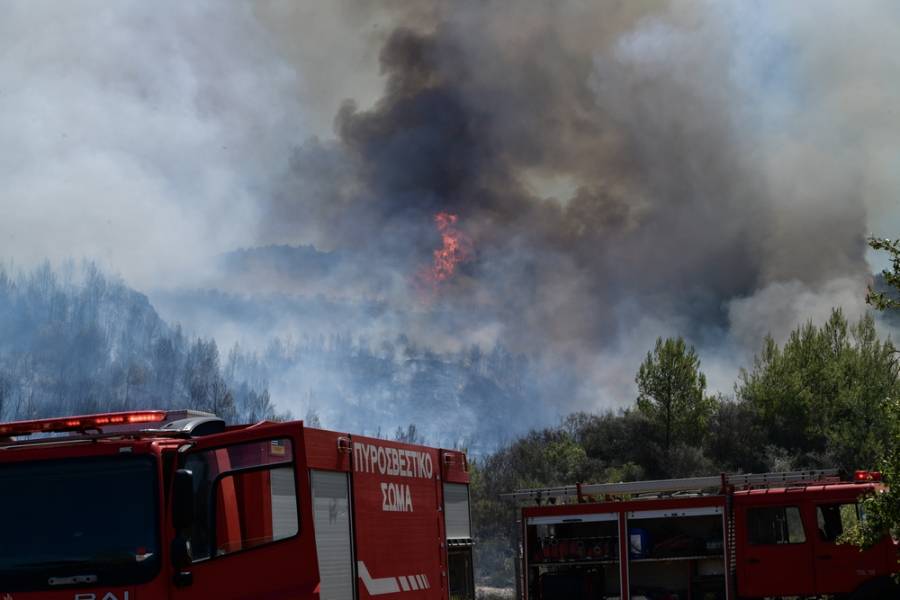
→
(817, 554, 832, 560)
(747, 558, 760, 564)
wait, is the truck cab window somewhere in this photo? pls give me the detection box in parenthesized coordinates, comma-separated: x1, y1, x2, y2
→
(816, 503, 861, 542)
(214, 467, 298, 556)
(182, 438, 297, 561)
(747, 506, 806, 545)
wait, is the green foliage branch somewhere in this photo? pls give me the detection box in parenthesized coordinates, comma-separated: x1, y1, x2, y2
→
(844, 238, 900, 548)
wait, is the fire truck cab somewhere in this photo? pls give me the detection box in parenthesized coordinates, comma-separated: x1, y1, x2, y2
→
(509, 470, 899, 600)
(0, 410, 474, 600)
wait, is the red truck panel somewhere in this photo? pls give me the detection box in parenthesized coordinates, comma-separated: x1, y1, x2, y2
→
(441, 449, 470, 485)
(304, 426, 352, 472)
(351, 435, 445, 599)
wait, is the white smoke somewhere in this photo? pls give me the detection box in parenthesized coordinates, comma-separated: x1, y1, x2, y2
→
(0, 1, 302, 289)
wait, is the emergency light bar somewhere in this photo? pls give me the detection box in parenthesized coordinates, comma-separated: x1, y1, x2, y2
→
(854, 470, 883, 482)
(0, 410, 167, 437)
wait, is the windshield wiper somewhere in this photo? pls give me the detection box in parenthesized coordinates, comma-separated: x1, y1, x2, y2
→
(9, 550, 145, 572)
(49, 574, 98, 586)
(0, 559, 99, 586)
(11, 559, 93, 571)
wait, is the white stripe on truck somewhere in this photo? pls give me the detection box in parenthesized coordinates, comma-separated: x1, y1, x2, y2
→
(357, 561, 401, 595)
(357, 562, 431, 595)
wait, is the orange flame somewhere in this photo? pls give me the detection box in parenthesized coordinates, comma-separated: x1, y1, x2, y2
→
(417, 212, 473, 295)
(431, 212, 472, 282)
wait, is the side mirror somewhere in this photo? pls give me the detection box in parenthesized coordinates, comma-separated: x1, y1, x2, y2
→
(173, 469, 194, 531)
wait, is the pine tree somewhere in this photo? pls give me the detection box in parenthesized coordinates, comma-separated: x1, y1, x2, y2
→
(636, 337, 714, 465)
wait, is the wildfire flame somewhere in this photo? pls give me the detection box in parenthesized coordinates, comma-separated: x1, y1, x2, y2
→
(416, 212, 473, 295)
(431, 212, 472, 282)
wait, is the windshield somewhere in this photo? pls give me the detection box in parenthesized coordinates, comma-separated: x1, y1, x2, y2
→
(0, 454, 160, 592)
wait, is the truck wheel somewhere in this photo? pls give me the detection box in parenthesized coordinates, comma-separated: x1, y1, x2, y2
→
(849, 577, 900, 600)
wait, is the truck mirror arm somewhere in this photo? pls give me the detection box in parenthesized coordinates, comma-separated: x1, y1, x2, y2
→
(172, 469, 195, 530)
(170, 468, 195, 585)
(170, 536, 193, 569)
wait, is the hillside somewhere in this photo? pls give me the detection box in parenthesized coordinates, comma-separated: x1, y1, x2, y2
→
(0, 262, 550, 453)
(0, 262, 278, 424)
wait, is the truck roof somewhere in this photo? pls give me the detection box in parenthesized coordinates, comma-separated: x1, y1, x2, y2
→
(508, 469, 883, 507)
(734, 482, 881, 498)
(0, 410, 469, 480)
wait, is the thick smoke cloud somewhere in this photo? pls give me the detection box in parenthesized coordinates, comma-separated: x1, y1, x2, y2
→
(4, 1, 900, 423)
(257, 0, 897, 405)
(0, 0, 302, 288)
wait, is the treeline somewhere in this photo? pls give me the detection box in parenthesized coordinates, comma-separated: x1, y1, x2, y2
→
(0, 262, 281, 424)
(0, 262, 544, 454)
(470, 309, 899, 587)
(252, 333, 541, 453)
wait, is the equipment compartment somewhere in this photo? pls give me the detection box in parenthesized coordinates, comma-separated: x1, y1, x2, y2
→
(526, 515, 621, 599)
(627, 508, 726, 600)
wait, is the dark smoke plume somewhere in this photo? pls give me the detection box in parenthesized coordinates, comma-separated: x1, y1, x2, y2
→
(5, 1, 897, 420)
(257, 0, 885, 406)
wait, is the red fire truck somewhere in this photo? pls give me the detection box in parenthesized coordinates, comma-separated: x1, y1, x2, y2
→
(0, 409, 474, 600)
(508, 470, 900, 599)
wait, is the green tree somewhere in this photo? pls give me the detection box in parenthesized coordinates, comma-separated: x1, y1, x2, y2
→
(827, 314, 898, 471)
(635, 337, 714, 464)
(844, 237, 900, 547)
(867, 237, 900, 310)
(704, 396, 770, 473)
(738, 309, 897, 472)
(469, 427, 595, 586)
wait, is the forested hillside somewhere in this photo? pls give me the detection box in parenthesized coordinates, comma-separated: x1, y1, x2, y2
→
(0, 262, 545, 453)
(252, 334, 541, 453)
(0, 262, 280, 424)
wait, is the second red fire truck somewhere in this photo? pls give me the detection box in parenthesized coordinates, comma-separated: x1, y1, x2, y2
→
(0, 409, 474, 600)
(508, 470, 900, 600)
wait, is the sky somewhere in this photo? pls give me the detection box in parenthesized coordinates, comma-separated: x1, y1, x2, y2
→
(3, 0, 900, 416)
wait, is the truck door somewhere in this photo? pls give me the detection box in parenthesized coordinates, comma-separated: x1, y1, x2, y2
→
(311, 469, 356, 600)
(170, 424, 319, 600)
(444, 482, 475, 600)
(736, 502, 815, 598)
(813, 501, 884, 595)
(350, 437, 444, 600)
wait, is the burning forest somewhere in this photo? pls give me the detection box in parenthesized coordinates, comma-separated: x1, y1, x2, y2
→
(7, 0, 898, 425)
(2, 0, 900, 453)
(4, 0, 900, 595)
(2, 0, 900, 500)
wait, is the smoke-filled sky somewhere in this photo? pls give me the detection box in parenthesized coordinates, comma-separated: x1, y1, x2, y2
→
(3, 0, 900, 415)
